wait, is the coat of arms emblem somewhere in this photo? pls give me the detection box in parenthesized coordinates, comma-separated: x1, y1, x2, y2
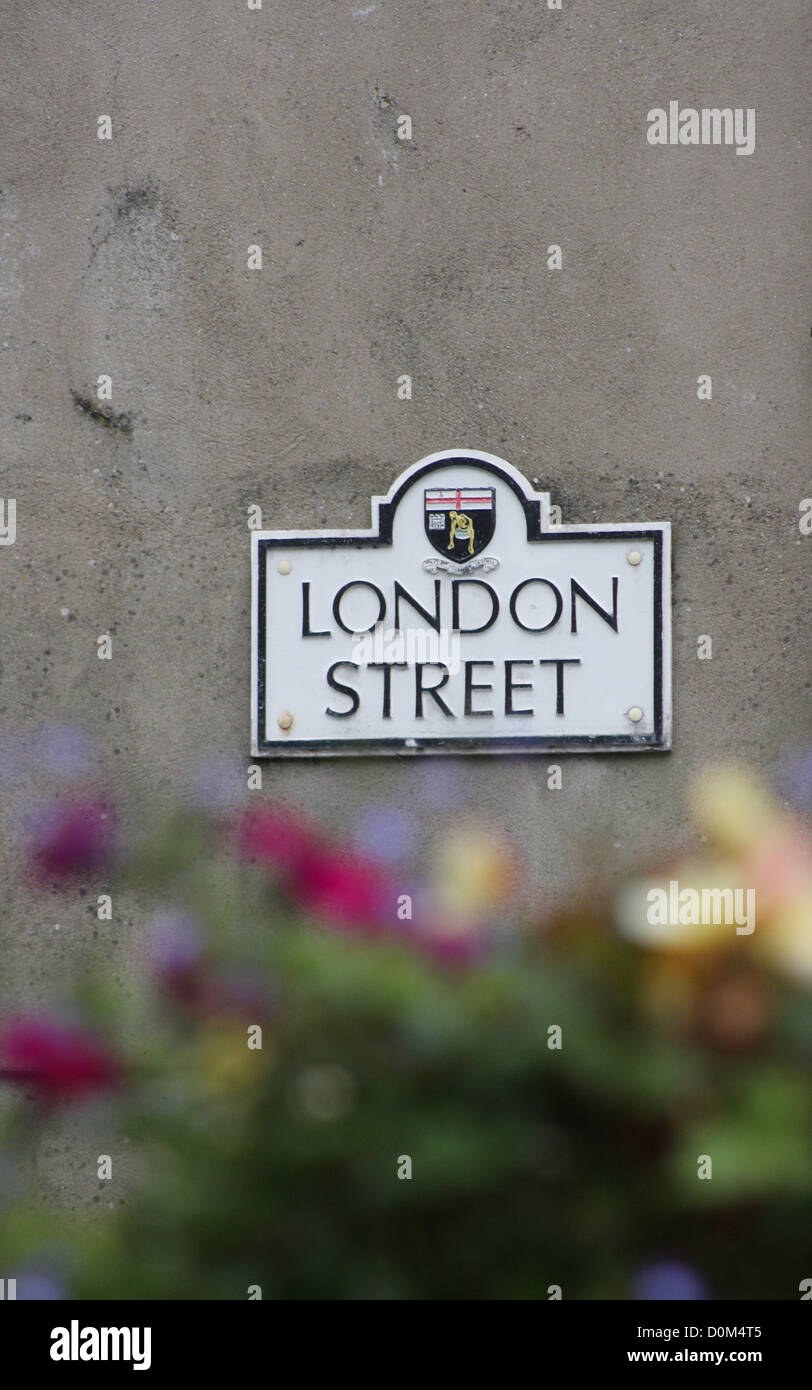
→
(423, 486, 496, 563)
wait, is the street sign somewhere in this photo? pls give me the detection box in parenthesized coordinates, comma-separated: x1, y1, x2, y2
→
(251, 450, 671, 756)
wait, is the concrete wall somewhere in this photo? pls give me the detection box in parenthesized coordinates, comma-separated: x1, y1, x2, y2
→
(1, 0, 809, 1026)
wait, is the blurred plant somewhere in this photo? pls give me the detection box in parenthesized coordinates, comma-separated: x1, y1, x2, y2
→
(0, 752, 809, 1299)
(631, 1259, 709, 1302)
(24, 798, 115, 884)
(617, 761, 812, 990)
(0, 1016, 120, 1107)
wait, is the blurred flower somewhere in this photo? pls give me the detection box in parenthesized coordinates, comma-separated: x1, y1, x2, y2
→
(414, 760, 467, 807)
(288, 846, 389, 933)
(145, 910, 204, 988)
(353, 804, 417, 865)
(776, 746, 812, 813)
(193, 1020, 268, 1095)
(744, 823, 812, 916)
(14, 1268, 66, 1300)
(35, 724, 94, 780)
(187, 752, 245, 814)
(0, 724, 94, 789)
(429, 824, 520, 924)
(615, 863, 747, 952)
(0, 1015, 120, 1105)
(0, 755, 809, 1301)
(233, 804, 318, 872)
(26, 798, 114, 882)
(632, 1260, 709, 1301)
(198, 971, 271, 1021)
(399, 884, 492, 965)
(236, 803, 394, 933)
(412, 922, 491, 968)
(699, 969, 773, 1052)
(146, 911, 271, 1018)
(639, 958, 700, 1027)
(759, 890, 812, 986)
(691, 764, 779, 854)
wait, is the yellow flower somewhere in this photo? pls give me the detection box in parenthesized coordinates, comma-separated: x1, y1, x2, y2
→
(194, 1021, 269, 1095)
(615, 861, 749, 951)
(691, 764, 779, 854)
(431, 825, 519, 923)
(758, 890, 812, 987)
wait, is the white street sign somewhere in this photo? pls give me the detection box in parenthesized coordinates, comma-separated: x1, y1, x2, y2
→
(251, 450, 671, 756)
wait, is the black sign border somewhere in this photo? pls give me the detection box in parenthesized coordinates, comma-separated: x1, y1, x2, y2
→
(252, 454, 670, 756)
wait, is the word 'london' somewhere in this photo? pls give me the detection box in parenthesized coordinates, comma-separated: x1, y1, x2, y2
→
(647, 102, 755, 155)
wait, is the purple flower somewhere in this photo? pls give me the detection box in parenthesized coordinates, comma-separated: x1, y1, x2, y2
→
(352, 805, 417, 865)
(776, 747, 812, 813)
(632, 1260, 709, 1301)
(146, 911, 270, 1020)
(414, 761, 467, 808)
(145, 910, 205, 982)
(26, 798, 114, 882)
(14, 1269, 66, 1300)
(35, 725, 94, 779)
(187, 753, 245, 814)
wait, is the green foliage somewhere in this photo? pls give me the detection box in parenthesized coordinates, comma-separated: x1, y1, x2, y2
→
(1, 805, 810, 1300)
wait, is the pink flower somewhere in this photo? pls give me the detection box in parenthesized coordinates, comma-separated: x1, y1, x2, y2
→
(235, 804, 392, 933)
(288, 847, 390, 933)
(233, 806, 319, 872)
(27, 799, 114, 882)
(0, 1015, 120, 1105)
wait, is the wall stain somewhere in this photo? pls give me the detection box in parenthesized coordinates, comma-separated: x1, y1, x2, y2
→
(70, 389, 133, 436)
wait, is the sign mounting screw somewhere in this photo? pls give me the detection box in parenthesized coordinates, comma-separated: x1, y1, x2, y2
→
(277, 711, 294, 731)
(627, 550, 643, 566)
(627, 706, 644, 723)
(277, 559, 291, 575)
